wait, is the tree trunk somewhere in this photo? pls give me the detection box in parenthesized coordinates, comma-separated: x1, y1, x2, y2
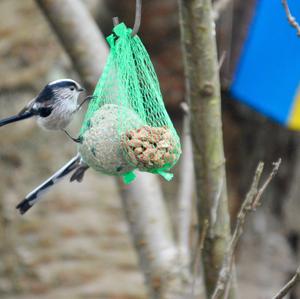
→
(119, 173, 191, 299)
(178, 0, 234, 297)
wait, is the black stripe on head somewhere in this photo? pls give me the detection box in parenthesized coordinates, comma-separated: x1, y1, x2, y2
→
(49, 81, 77, 89)
(35, 85, 55, 103)
(35, 80, 81, 103)
(48, 79, 82, 91)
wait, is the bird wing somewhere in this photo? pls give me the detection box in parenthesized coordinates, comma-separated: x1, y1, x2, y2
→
(18, 98, 35, 115)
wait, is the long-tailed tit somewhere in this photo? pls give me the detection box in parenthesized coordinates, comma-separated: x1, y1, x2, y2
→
(0, 79, 89, 141)
(16, 154, 89, 215)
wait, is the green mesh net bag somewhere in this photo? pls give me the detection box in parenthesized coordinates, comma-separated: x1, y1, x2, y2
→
(78, 23, 181, 184)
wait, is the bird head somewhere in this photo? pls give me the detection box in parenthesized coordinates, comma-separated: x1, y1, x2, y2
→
(46, 79, 85, 103)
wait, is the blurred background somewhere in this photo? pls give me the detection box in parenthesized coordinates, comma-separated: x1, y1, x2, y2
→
(0, 0, 300, 298)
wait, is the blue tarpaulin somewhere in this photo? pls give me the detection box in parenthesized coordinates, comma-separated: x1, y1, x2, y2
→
(231, 0, 300, 129)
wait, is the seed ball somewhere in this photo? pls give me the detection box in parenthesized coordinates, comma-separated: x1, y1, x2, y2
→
(79, 104, 143, 175)
(122, 125, 180, 171)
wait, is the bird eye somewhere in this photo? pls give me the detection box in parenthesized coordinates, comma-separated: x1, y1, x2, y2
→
(70, 86, 75, 91)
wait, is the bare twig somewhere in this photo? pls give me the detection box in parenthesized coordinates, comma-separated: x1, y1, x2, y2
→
(282, 0, 300, 36)
(199, 220, 209, 252)
(192, 220, 209, 278)
(191, 220, 209, 297)
(218, 51, 227, 71)
(212, 159, 282, 299)
(272, 266, 300, 299)
(176, 102, 194, 267)
(213, 0, 233, 21)
(252, 159, 281, 209)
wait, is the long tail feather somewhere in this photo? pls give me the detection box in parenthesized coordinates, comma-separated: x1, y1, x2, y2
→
(16, 154, 81, 215)
(0, 111, 34, 127)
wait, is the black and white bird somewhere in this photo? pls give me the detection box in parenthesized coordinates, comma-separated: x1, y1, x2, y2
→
(16, 154, 89, 215)
(0, 79, 89, 140)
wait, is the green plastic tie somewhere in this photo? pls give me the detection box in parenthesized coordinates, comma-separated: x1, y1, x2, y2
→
(123, 171, 136, 184)
(156, 170, 174, 181)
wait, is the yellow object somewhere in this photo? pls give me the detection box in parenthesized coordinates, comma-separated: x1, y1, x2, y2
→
(289, 91, 300, 130)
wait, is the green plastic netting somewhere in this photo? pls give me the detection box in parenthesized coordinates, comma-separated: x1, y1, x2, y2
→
(78, 23, 181, 184)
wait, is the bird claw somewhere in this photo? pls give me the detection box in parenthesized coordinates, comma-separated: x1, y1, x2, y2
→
(63, 130, 83, 143)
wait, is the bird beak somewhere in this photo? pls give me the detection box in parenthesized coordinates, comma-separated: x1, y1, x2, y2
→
(78, 87, 85, 92)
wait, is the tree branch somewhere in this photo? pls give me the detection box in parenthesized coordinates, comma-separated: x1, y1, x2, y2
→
(212, 159, 282, 299)
(281, 0, 300, 37)
(272, 266, 300, 299)
(35, 0, 109, 92)
(176, 103, 194, 268)
(178, 0, 234, 297)
(252, 159, 281, 209)
(213, 0, 233, 21)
